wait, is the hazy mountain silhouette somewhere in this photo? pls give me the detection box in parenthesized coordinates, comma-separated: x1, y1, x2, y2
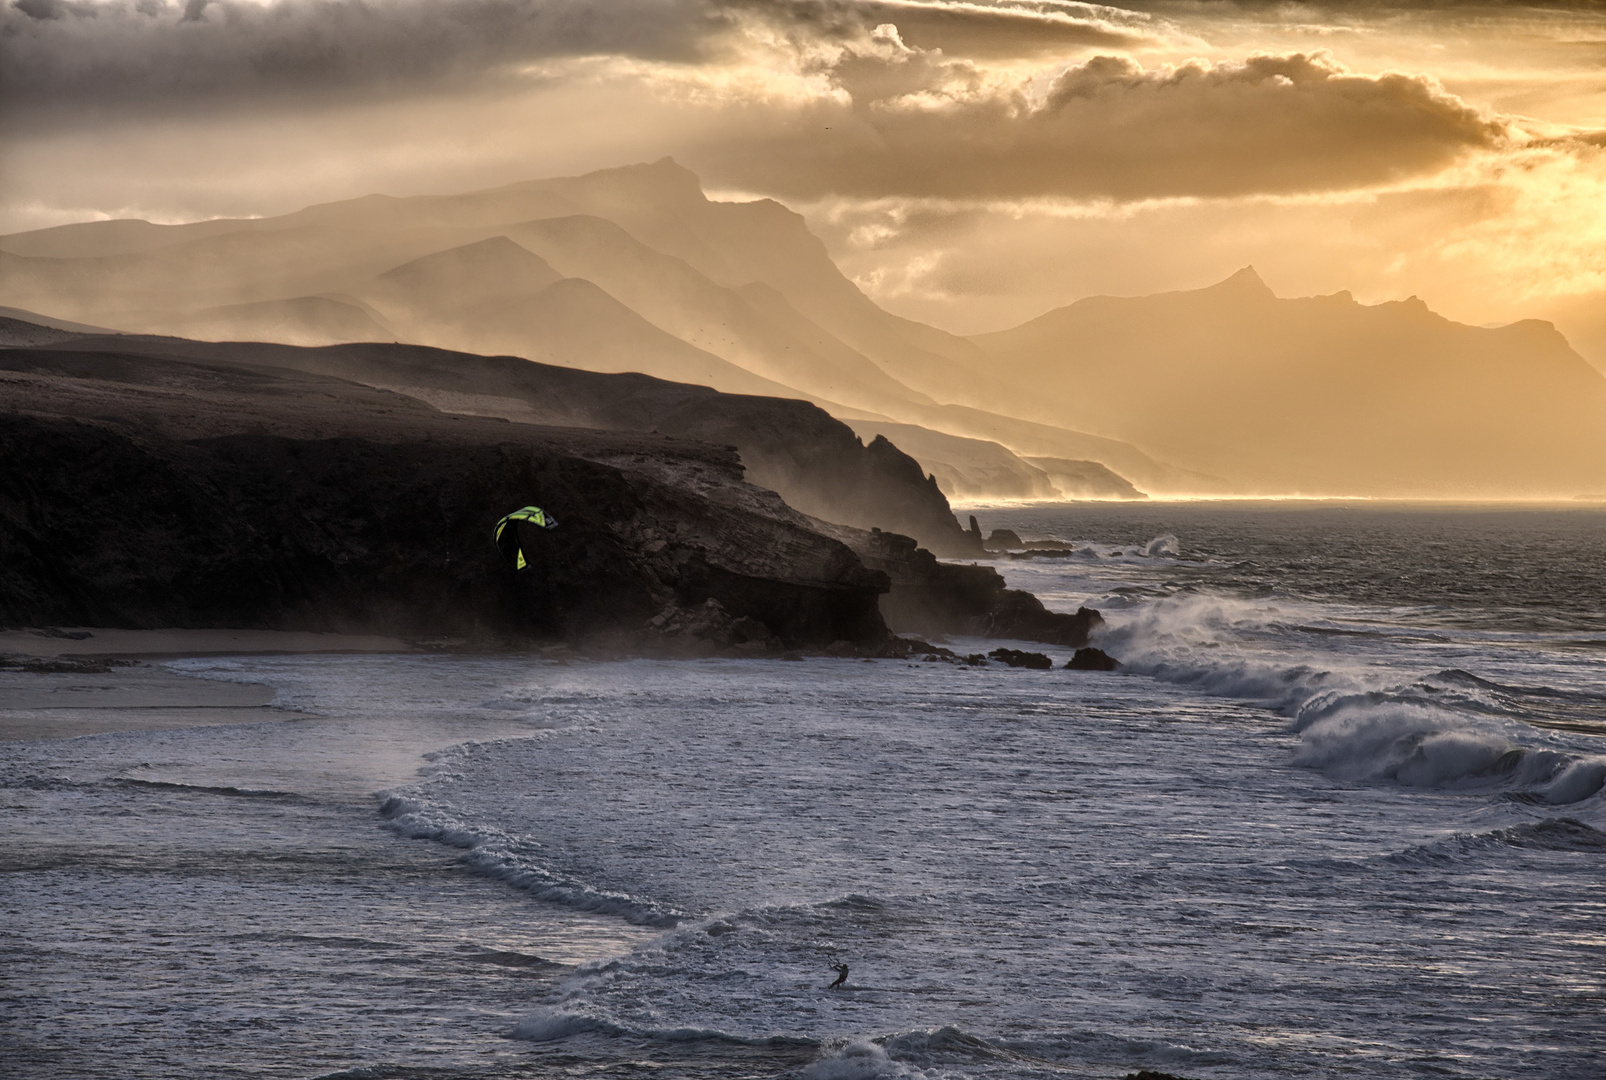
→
(844, 420, 1061, 502)
(6, 162, 1599, 497)
(970, 267, 1606, 496)
(0, 161, 986, 401)
(500, 214, 930, 411)
(337, 237, 800, 398)
(0, 159, 1168, 500)
(362, 236, 564, 316)
(843, 400, 1224, 495)
(174, 296, 394, 347)
(1022, 458, 1146, 501)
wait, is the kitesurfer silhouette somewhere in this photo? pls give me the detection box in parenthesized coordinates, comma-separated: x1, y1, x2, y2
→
(828, 963, 849, 989)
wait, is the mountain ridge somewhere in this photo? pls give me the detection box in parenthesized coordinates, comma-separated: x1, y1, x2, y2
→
(968, 269, 1606, 496)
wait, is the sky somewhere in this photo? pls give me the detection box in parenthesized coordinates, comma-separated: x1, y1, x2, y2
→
(3, 0, 1604, 350)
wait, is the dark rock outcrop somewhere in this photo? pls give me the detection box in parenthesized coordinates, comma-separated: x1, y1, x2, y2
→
(853, 529, 1102, 647)
(984, 528, 1023, 551)
(642, 598, 784, 656)
(0, 654, 136, 675)
(1066, 647, 1121, 671)
(988, 648, 1052, 670)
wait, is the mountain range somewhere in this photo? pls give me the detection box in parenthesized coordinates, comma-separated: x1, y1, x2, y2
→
(4, 159, 1604, 501)
(970, 268, 1606, 496)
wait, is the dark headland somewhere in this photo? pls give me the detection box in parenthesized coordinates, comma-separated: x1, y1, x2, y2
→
(0, 316, 1100, 657)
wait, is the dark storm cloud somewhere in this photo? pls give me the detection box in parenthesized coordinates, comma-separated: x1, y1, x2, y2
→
(738, 0, 1159, 56)
(699, 50, 1509, 198)
(0, 0, 731, 113)
(0, 0, 1170, 119)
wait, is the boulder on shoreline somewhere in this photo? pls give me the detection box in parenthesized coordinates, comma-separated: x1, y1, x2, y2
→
(1066, 647, 1122, 671)
(641, 598, 784, 656)
(988, 647, 1052, 670)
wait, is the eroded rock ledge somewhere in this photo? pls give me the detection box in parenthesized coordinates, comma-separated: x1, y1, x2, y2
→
(849, 529, 1103, 648)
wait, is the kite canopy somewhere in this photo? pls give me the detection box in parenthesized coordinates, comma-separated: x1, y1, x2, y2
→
(494, 505, 558, 570)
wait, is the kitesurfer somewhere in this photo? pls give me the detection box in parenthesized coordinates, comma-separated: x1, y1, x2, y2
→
(828, 963, 849, 989)
(493, 505, 558, 570)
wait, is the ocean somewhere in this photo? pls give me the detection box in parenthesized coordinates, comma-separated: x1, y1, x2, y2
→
(5, 503, 1604, 1079)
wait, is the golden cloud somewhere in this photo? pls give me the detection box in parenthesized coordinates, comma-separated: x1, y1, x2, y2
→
(699, 48, 1510, 199)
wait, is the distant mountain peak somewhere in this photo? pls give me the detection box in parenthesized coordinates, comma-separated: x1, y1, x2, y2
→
(646, 155, 697, 180)
(1211, 265, 1275, 299)
(609, 155, 702, 187)
(562, 157, 709, 208)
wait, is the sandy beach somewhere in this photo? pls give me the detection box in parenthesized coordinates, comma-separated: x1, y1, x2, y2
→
(0, 627, 410, 741)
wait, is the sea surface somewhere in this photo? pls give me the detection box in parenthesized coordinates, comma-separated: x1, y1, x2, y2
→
(5, 503, 1604, 1080)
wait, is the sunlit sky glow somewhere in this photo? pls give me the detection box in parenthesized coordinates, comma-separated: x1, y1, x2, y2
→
(3, 0, 1604, 356)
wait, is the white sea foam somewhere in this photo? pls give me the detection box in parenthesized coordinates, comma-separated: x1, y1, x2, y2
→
(1097, 590, 1364, 710)
(799, 1040, 919, 1080)
(1289, 687, 1600, 801)
(1087, 587, 1606, 803)
(1293, 702, 1520, 784)
(1144, 533, 1180, 557)
(379, 787, 683, 926)
(1539, 756, 1606, 804)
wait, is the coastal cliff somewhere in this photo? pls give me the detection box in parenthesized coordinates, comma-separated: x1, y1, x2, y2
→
(0, 321, 1093, 652)
(0, 338, 890, 648)
(14, 328, 979, 557)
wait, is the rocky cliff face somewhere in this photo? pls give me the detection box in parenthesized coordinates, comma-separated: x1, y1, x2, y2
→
(16, 330, 978, 556)
(0, 337, 890, 648)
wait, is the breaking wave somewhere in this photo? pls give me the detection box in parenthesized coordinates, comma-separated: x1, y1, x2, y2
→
(1388, 817, 1606, 865)
(1097, 591, 1606, 803)
(116, 777, 308, 801)
(378, 789, 683, 927)
(1290, 700, 1606, 802)
(1144, 533, 1180, 557)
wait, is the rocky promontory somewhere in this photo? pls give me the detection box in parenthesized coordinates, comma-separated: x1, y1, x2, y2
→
(0, 319, 1096, 654)
(850, 529, 1103, 647)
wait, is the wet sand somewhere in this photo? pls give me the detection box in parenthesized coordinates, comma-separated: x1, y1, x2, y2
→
(0, 627, 410, 659)
(0, 627, 410, 741)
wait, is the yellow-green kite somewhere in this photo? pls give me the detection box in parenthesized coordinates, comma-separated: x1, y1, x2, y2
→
(494, 506, 558, 570)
